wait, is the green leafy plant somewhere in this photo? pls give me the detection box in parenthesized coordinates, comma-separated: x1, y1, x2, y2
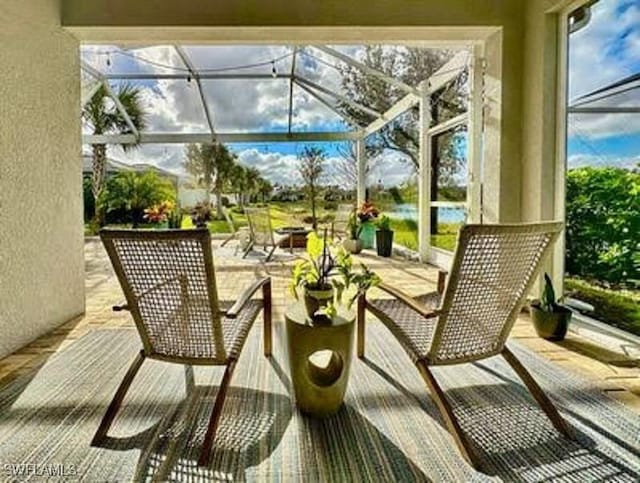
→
(347, 213, 362, 240)
(376, 214, 392, 231)
(540, 273, 562, 312)
(290, 230, 380, 308)
(566, 166, 639, 287)
(168, 205, 183, 228)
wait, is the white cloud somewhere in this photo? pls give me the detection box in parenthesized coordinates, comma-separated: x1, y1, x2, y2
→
(568, 0, 640, 139)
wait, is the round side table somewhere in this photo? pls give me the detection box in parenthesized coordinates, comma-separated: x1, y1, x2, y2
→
(285, 304, 355, 417)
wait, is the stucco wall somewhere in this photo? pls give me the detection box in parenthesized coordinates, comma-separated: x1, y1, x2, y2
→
(0, 0, 84, 358)
(61, 0, 525, 222)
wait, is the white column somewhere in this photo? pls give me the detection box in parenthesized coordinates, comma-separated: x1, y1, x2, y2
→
(418, 81, 431, 262)
(467, 45, 484, 224)
(356, 137, 366, 206)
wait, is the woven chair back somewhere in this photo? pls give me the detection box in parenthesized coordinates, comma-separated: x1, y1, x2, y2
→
(100, 229, 227, 362)
(245, 207, 274, 247)
(429, 222, 563, 364)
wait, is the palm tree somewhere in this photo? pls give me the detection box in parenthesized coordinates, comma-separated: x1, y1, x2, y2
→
(257, 178, 273, 203)
(229, 164, 248, 207)
(183, 142, 236, 219)
(244, 167, 262, 203)
(82, 84, 146, 222)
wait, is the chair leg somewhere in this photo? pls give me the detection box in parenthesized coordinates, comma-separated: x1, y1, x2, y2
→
(91, 351, 145, 446)
(242, 241, 254, 259)
(416, 361, 481, 469)
(184, 364, 195, 394)
(265, 245, 278, 262)
(220, 232, 236, 247)
(262, 280, 272, 357)
(357, 295, 366, 359)
(501, 346, 572, 438)
(198, 360, 237, 467)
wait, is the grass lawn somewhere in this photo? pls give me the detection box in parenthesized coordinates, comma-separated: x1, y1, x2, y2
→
(88, 202, 460, 253)
(565, 278, 640, 337)
(389, 218, 459, 252)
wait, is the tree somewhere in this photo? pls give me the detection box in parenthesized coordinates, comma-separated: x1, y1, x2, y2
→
(337, 46, 468, 231)
(183, 142, 236, 219)
(82, 84, 146, 222)
(257, 178, 273, 203)
(229, 164, 248, 207)
(565, 166, 639, 286)
(99, 170, 176, 227)
(298, 146, 326, 229)
(244, 167, 262, 203)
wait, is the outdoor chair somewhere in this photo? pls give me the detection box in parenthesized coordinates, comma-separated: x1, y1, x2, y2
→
(243, 206, 292, 262)
(357, 222, 571, 470)
(94, 228, 272, 467)
(331, 203, 355, 240)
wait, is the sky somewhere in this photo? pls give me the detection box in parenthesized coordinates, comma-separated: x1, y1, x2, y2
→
(81, 0, 640, 187)
(567, 0, 640, 170)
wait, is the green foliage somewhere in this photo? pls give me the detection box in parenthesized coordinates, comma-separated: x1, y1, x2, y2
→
(377, 215, 392, 231)
(347, 212, 362, 240)
(290, 231, 380, 308)
(566, 167, 639, 286)
(298, 146, 326, 229)
(541, 273, 559, 311)
(566, 278, 640, 336)
(98, 170, 176, 227)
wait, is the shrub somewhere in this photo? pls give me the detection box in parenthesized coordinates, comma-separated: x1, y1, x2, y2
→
(83, 177, 95, 221)
(565, 167, 639, 287)
(324, 201, 338, 211)
(98, 170, 176, 227)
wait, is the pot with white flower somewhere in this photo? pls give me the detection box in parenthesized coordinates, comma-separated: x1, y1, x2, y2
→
(290, 230, 380, 318)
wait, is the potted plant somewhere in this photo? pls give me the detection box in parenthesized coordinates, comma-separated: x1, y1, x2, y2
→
(375, 215, 394, 257)
(357, 202, 379, 249)
(143, 201, 172, 228)
(343, 213, 363, 254)
(530, 273, 573, 341)
(290, 230, 380, 318)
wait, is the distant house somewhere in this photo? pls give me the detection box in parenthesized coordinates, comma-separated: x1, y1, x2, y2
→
(82, 154, 179, 187)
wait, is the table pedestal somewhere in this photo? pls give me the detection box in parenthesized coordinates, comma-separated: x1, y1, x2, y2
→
(285, 305, 355, 417)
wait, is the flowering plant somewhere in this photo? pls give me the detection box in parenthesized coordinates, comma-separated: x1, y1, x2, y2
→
(143, 201, 174, 224)
(357, 202, 379, 223)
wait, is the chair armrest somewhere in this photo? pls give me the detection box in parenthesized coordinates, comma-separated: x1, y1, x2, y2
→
(225, 277, 271, 319)
(375, 282, 440, 319)
(437, 269, 448, 295)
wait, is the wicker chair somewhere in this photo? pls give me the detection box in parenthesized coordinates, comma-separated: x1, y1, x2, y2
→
(331, 203, 355, 240)
(243, 206, 292, 262)
(95, 228, 272, 467)
(357, 222, 571, 469)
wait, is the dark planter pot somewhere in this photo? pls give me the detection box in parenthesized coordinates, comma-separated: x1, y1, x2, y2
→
(376, 230, 394, 257)
(303, 286, 334, 318)
(343, 238, 363, 254)
(530, 302, 572, 341)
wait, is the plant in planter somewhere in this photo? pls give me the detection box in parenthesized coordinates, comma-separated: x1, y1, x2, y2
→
(168, 205, 183, 228)
(143, 200, 173, 228)
(191, 201, 213, 228)
(375, 215, 394, 257)
(530, 273, 573, 341)
(290, 230, 380, 318)
(343, 213, 363, 254)
(357, 202, 379, 249)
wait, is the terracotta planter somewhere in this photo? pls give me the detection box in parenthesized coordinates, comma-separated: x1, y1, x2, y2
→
(530, 302, 572, 341)
(375, 230, 394, 257)
(343, 238, 363, 254)
(303, 286, 334, 318)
